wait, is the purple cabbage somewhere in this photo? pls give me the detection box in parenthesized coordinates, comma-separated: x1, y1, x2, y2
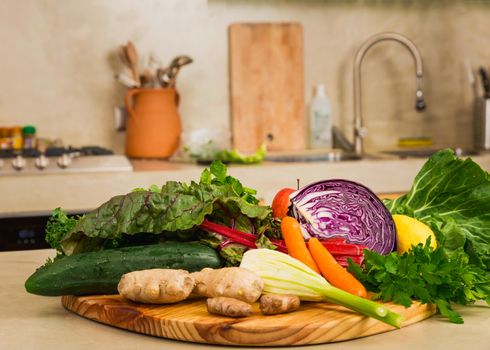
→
(289, 179, 396, 255)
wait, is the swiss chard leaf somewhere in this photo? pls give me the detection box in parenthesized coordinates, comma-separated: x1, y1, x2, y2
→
(56, 161, 273, 257)
(383, 149, 490, 270)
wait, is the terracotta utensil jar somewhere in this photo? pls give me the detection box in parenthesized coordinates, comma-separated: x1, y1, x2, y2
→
(124, 88, 181, 158)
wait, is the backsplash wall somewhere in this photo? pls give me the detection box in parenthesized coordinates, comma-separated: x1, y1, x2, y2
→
(0, 0, 488, 153)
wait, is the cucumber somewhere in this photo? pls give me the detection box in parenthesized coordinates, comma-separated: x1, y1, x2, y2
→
(25, 242, 222, 296)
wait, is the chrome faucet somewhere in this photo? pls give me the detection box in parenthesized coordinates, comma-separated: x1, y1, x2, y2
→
(353, 32, 425, 156)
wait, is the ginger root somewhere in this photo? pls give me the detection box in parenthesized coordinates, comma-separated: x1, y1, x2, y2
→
(191, 267, 263, 303)
(260, 294, 300, 315)
(206, 297, 253, 317)
(118, 269, 194, 304)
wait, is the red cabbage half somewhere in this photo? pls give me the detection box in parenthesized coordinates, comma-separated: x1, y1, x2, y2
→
(289, 179, 396, 255)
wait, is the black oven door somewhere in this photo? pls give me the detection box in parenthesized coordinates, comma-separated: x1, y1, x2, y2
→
(0, 212, 85, 251)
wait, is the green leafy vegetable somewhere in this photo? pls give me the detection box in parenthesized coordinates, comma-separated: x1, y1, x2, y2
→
(131, 184, 161, 193)
(46, 161, 278, 266)
(188, 143, 266, 164)
(241, 249, 404, 328)
(347, 239, 490, 324)
(219, 244, 248, 266)
(212, 143, 266, 164)
(45, 208, 78, 251)
(383, 149, 490, 270)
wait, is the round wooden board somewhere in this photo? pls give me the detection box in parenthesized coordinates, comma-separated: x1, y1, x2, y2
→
(62, 295, 436, 346)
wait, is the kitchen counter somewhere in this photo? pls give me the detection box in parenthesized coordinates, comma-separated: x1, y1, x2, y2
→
(1, 249, 489, 350)
(2, 153, 490, 217)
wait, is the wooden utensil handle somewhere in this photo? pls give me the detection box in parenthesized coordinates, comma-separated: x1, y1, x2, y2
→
(130, 67, 140, 86)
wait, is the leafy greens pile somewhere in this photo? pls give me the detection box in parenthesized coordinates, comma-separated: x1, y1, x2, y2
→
(45, 161, 279, 265)
(384, 149, 490, 271)
(348, 149, 490, 323)
(46, 149, 489, 323)
(184, 142, 266, 164)
(348, 239, 489, 323)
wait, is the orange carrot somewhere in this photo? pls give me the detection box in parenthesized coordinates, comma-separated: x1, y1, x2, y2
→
(308, 237, 367, 298)
(281, 216, 320, 273)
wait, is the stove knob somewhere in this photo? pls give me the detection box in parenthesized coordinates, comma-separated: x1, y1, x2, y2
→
(12, 155, 26, 171)
(57, 154, 72, 169)
(35, 155, 49, 170)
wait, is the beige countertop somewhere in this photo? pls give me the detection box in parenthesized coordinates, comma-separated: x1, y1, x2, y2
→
(2, 154, 490, 217)
(2, 249, 489, 350)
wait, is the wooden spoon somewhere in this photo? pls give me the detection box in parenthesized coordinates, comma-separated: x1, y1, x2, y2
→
(125, 41, 140, 85)
(118, 45, 131, 69)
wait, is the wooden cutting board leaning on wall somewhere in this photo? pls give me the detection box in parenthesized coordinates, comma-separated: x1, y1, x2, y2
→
(229, 23, 306, 152)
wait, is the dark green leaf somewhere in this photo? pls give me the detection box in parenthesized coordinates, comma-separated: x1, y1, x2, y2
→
(435, 299, 463, 324)
(190, 144, 266, 164)
(45, 208, 78, 253)
(200, 168, 212, 184)
(384, 149, 490, 271)
(347, 240, 489, 324)
(50, 161, 274, 267)
(210, 160, 227, 181)
(255, 232, 277, 250)
(392, 291, 413, 307)
(384, 256, 398, 274)
(219, 244, 247, 266)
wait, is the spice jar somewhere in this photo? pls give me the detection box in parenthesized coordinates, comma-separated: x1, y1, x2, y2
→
(11, 126, 23, 150)
(22, 125, 36, 149)
(0, 127, 11, 150)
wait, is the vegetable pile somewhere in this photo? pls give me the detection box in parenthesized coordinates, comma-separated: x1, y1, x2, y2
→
(28, 148, 489, 327)
(45, 161, 279, 265)
(346, 149, 490, 323)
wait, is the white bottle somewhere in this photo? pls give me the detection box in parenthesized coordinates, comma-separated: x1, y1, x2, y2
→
(309, 84, 332, 149)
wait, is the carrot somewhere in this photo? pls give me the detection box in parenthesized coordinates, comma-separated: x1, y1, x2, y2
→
(280, 216, 320, 273)
(308, 237, 367, 298)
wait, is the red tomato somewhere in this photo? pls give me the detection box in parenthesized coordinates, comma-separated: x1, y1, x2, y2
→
(272, 188, 295, 219)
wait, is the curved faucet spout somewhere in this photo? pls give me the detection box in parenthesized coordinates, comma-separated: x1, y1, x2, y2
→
(353, 32, 425, 156)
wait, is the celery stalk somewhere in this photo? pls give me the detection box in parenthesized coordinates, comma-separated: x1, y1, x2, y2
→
(319, 285, 402, 328)
(240, 249, 404, 328)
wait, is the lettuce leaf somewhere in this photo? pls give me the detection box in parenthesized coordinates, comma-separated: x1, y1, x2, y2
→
(383, 149, 490, 270)
(56, 161, 273, 258)
(188, 143, 266, 164)
(45, 208, 78, 252)
(212, 144, 266, 164)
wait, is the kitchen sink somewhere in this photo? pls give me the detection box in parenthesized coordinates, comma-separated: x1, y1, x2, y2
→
(383, 148, 478, 159)
(265, 149, 363, 162)
(264, 147, 480, 163)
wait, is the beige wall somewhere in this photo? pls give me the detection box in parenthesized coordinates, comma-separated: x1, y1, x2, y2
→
(0, 0, 488, 154)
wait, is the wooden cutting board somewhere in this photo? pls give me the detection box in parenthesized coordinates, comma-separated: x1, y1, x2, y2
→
(62, 295, 435, 346)
(229, 23, 305, 153)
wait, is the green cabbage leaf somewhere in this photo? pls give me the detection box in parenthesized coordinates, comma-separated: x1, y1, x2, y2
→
(383, 149, 490, 270)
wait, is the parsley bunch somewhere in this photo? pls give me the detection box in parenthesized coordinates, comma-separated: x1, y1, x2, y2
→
(347, 239, 490, 323)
